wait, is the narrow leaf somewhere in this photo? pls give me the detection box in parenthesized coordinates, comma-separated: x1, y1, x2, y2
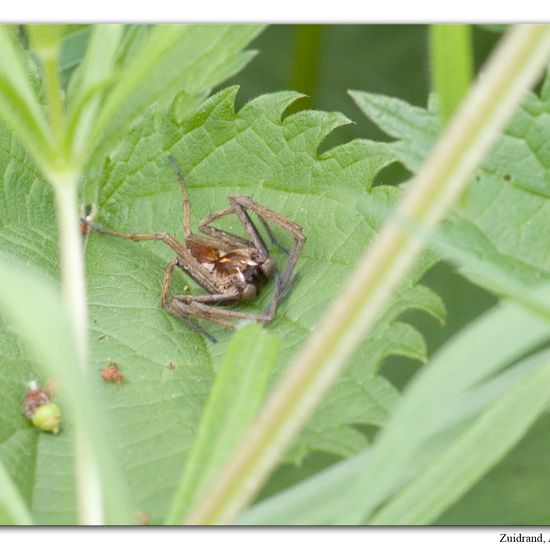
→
(65, 24, 124, 158)
(239, 292, 550, 525)
(0, 458, 33, 525)
(166, 325, 279, 524)
(371, 351, 550, 525)
(0, 27, 52, 167)
(339, 285, 550, 524)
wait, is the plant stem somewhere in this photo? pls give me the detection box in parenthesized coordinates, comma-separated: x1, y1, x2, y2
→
(31, 23, 105, 526)
(53, 175, 104, 525)
(184, 24, 550, 525)
(430, 24, 473, 124)
(288, 25, 325, 112)
(53, 178, 87, 365)
(42, 53, 65, 144)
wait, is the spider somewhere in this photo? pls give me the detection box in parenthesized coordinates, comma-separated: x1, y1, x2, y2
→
(85, 156, 306, 342)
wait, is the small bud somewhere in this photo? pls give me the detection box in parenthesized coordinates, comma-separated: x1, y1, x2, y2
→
(101, 362, 124, 383)
(31, 402, 62, 434)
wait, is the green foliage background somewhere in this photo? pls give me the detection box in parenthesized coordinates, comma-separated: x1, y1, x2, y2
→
(1, 24, 549, 525)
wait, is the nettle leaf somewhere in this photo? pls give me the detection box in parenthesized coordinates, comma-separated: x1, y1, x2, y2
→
(0, 87, 441, 521)
(88, 86, 442, 464)
(351, 81, 550, 288)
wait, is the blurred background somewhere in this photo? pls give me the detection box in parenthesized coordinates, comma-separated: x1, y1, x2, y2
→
(224, 25, 549, 525)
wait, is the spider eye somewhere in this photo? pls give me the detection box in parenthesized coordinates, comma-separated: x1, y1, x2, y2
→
(261, 259, 276, 278)
(242, 284, 257, 300)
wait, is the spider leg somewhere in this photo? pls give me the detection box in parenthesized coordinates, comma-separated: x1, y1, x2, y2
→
(164, 301, 219, 342)
(162, 260, 273, 340)
(263, 272, 300, 316)
(178, 299, 275, 325)
(229, 196, 306, 301)
(86, 220, 221, 294)
(161, 258, 220, 342)
(172, 283, 275, 324)
(198, 206, 250, 247)
(198, 205, 268, 258)
(170, 301, 239, 331)
(167, 155, 193, 239)
(172, 292, 239, 305)
(85, 221, 188, 258)
(257, 216, 290, 255)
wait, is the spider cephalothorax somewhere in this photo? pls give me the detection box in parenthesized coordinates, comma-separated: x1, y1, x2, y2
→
(86, 156, 305, 342)
(184, 236, 276, 299)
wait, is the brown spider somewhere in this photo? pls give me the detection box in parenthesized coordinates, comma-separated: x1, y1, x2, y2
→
(85, 156, 306, 342)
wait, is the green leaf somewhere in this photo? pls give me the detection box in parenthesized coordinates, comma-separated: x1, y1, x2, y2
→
(341, 286, 550, 525)
(370, 350, 550, 525)
(90, 86, 439, 462)
(429, 24, 473, 123)
(59, 26, 90, 86)
(0, 251, 135, 524)
(85, 24, 264, 171)
(27, 24, 65, 55)
(350, 84, 550, 297)
(0, 458, 33, 525)
(0, 26, 52, 169)
(166, 324, 279, 524)
(434, 415, 550, 524)
(65, 24, 124, 158)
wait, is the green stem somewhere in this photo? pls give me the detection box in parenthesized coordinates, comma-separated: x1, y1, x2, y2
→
(53, 175, 103, 525)
(53, 178, 87, 364)
(288, 25, 325, 112)
(430, 24, 474, 123)
(42, 53, 65, 144)
(183, 24, 550, 525)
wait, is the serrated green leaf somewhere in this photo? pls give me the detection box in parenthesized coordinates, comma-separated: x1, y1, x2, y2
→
(88, 86, 436, 464)
(384, 321, 428, 362)
(397, 284, 446, 324)
(351, 82, 550, 297)
(166, 324, 279, 524)
(86, 24, 264, 171)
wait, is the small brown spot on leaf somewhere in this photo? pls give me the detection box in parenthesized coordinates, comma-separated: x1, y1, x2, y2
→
(101, 362, 124, 383)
